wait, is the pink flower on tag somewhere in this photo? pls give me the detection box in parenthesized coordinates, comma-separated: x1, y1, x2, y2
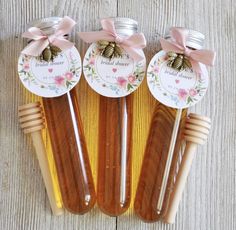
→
(117, 77, 127, 87)
(178, 89, 188, 100)
(128, 75, 136, 83)
(65, 72, 73, 80)
(163, 56, 169, 61)
(89, 57, 95, 65)
(55, 76, 65, 86)
(153, 65, 159, 73)
(23, 63, 30, 72)
(189, 88, 197, 97)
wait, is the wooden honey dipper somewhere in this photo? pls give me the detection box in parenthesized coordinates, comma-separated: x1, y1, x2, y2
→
(164, 113, 211, 224)
(18, 102, 63, 216)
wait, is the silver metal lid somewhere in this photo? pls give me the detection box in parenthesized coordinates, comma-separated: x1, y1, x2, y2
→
(187, 29, 205, 49)
(167, 27, 205, 50)
(27, 17, 64, 36)
(102, 17, 138, 36)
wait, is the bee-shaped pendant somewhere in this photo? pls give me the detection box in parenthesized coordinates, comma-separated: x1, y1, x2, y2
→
(40, 45, 62, 62)
(167, 51, 192, 71)
(97, 40, 123, 59)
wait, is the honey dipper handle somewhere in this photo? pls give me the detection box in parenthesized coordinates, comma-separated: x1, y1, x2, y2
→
(164, 143, 197, 224)
(31, 131, 63, 216)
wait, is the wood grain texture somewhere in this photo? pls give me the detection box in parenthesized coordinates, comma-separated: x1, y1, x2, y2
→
(0, 0, 235, 229)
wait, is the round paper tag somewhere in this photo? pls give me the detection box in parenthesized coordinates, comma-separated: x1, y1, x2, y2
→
(18, 46, 82, 98)
(83, 43, 146, 98)
(147, 50, 208, 109)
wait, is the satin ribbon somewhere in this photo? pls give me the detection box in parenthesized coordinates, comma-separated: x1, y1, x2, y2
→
(78, 19, 146, 61)
(160, 27, 216, 75)
(21, 16, 76, 56)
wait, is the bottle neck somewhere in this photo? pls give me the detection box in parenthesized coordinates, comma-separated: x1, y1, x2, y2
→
(101, 17, 138, 37)
(166, 28, 205, 50)
(27, 17, 69, 42)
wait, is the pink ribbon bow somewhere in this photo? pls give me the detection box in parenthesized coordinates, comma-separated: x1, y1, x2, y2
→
(21, 16, 76, 56)
(78, 19, 146, 61)
(160, 27, 216, 76)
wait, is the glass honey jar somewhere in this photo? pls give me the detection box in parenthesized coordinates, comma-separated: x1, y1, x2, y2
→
(80, 17, 146, 216)
(134, 28, 207, 222)
(18, 16, 96, 214)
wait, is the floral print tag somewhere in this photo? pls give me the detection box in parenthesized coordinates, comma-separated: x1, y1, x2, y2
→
(18, 46, 82, 98)
(83, 43, 146, 98)
(147, 50, 209, 109)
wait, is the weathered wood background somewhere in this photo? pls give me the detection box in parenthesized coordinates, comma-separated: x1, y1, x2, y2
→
(0, 0, 235, 229)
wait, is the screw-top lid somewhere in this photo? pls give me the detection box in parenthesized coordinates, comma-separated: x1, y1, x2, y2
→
(27, 17, 64, 36)
(186, 29, 205, 50)
(102, 17, 138, 36)
(166, 27, 205, 50)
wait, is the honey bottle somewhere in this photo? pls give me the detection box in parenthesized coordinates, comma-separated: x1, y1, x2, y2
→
(79, 17, 146, 216)
(134, 28, 211, 222)
(18, 16, 96, 214)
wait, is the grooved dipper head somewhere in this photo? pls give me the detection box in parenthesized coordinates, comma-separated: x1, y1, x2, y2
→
(184, 113, 211, 145)
(18, 102, 45, 134)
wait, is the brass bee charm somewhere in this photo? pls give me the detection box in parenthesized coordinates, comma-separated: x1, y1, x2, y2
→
(97, 40, 123, 59)
(40, 45, 62, 62)
(167, 51, 192, 71)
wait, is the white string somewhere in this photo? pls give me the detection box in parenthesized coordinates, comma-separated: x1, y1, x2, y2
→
(67, 92, 90, 204)
(157, 108, 182, 213)
(120, 98, 128, 206)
